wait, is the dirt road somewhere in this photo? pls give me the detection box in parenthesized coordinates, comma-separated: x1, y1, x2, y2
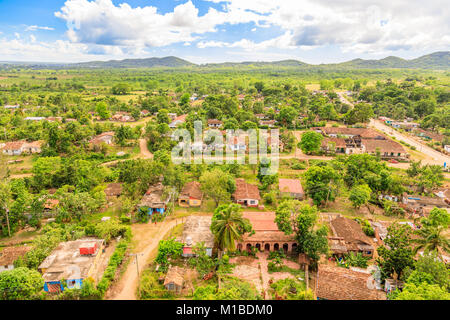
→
(138, 138, 153, 159)
(370, 119, 450, 166)
(107, 218, 183, 300)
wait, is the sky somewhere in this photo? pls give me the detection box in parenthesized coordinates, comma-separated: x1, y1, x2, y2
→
(0, 0, 448, 64)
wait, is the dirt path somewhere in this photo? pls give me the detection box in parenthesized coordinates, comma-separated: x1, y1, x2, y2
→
(107, 218, 183, 300)
(138, 138, 153, 159)
(370, 119, 450, 166)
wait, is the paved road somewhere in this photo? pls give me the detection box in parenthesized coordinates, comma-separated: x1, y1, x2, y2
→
(370, 119, 450, 166)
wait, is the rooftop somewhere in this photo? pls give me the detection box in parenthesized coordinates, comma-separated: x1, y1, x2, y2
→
(278, 179, 304, 194)
(241, 212, 294, 242)
(38, 238, 104, 282)
(233, 179, 261, 201)
(180, 215, 214, 248)
(316, 264, 386, 300)
(0, 246, 31, 265)
(179, 181, 203, 200)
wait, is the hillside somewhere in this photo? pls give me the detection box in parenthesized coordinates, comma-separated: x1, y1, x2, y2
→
(1, 52, 448, 70)
(71, 56, 195, 68)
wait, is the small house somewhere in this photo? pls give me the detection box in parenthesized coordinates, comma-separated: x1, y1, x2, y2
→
(329, 216, 374, 257)
(316, 264, 386, 300)
(164, 266, 184, 294)
(180, 216, 214, 257)
(0, 246, 31, 273)
(178, 181, 203, 207)
(207, 119, 223, 129)
(39, 239, 104, 293)
(137, 182, 169, 215)
(140, 110, 150, 117)
(232, 178, 261, 207)
(169, 114, 187, 128)
(278, 179, 304, 200)
(90, 132, 115, 145)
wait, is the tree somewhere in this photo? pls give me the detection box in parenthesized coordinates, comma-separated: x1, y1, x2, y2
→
(155, 238, 183, 272)
(277, 106, 298, 126)
(112, 83, 130, 95)
(254, 81, 264, 93)
(199, 169, 235, 207)
(275, 200, 328, 263)
(414, 207, 450, 255)
(0, 267, 44, 300)
(393, 282, 450, 300)
(406, 251, 449, 290)
(345, 102, 374, 124)
(299, 131, 323, 154)
(376, 223, 415, 281)
(95, 102, 110, 120)
(156, 108, 171, 124)
(349, 184, 372, 209)
(0, 181, 12, 237)
(304, 165, 339, 206)
(210, 204, 253, 253)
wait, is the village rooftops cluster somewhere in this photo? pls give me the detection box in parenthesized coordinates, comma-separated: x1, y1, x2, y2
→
(1, 140, 43, 156)
(315, 126, 408, 159)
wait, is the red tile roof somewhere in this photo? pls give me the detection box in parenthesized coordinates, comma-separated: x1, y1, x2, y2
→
(233, 179, 261, 201)
(317, 264, 386, 300)
(278, 179, 304, 194)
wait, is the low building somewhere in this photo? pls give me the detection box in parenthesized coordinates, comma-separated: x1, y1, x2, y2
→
(233, 179, 261, 207)
(178, 181, 203, 207)
(259, 120, 277, 127)
(236, 212, 296, 253)
(164, 266, 184, 294)
(180, 216, 214, 257)
(140, 110, 150, 117)
(316, 264, 386, 300)
(2, 140, 43, 156)
(278, 178, 304, 200)
(90, 132, 115, 145)
(0, 246, 31, 273)
(207, 119, 223, 128)
(402, 194, 450, 216)
(389, 121, 419, 131)
(316, 127, 386, 140)
(111, 112, 135, 122)
(361, 138, 408, 160)
(169, 114, 187, 128)
(137, 182, 169, 215)
(329, 216, 374, 257)
(24, 117, 46, 121)
(444, 145, 450, 153)
(38, 239, 104, 293)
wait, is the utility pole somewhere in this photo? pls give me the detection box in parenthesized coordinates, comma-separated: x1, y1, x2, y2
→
(129, 253, 143, 293)
(5, 207, 11, 237)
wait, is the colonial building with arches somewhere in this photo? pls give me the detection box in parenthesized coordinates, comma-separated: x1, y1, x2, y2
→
(236, 211, 297, 253)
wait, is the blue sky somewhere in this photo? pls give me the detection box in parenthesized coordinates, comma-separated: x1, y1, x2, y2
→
(0, 0, 448, 64)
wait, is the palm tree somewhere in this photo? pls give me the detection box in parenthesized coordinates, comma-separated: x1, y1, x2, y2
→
(414, 225, 450, 256)
(210, 204, 252, 289)
(210, 204, 252, 255)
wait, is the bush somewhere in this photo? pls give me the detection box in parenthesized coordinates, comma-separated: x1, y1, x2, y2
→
(269, 278, 314, 300)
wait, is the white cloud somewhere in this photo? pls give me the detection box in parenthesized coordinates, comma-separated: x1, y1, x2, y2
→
(0, 36, 151, 63)
(25, 25, 55, 31)
(54, 0, 261, 47)
(204, 0, 450, 54)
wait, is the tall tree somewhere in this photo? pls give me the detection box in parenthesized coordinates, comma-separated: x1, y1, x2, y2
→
(275, 200, 328, 264)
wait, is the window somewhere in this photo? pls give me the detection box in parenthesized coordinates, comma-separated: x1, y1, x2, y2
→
(398, 153, 401, 156)
(250, 200, 256, 205)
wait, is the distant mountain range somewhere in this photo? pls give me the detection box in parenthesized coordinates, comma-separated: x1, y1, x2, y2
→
(1, 51, 448, 70)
